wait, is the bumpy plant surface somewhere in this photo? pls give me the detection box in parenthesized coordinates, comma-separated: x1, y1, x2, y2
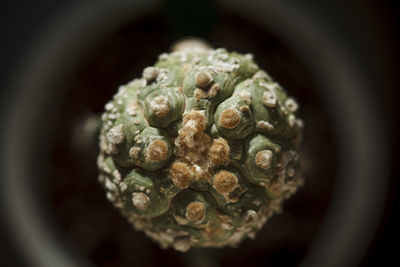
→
(97, 41, 303, 252)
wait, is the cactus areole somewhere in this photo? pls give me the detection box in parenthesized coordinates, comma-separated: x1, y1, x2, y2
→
(97, 39, 303, 252)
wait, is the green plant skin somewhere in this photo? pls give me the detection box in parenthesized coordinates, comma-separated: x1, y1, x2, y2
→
(97, 43, 303, 252)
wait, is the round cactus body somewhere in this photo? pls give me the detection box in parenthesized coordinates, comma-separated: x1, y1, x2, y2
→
(97, 40, 303, 252)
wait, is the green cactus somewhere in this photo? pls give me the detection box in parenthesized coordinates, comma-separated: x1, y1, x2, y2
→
(97, 39, 303, 252)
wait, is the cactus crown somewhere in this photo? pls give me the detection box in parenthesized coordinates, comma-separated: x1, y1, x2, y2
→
(97, 40, 303, 252)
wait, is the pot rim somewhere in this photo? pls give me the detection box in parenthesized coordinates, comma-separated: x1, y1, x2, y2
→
(0, 1, 389, 266)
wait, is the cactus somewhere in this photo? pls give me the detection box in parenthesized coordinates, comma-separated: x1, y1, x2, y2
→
(97, 39, 303, 252)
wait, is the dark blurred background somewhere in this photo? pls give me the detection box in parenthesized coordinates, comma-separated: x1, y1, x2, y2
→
(0, 1, 398, 266)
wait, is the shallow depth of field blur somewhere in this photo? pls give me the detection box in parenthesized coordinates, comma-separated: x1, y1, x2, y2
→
(1, 1, 397, 267)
